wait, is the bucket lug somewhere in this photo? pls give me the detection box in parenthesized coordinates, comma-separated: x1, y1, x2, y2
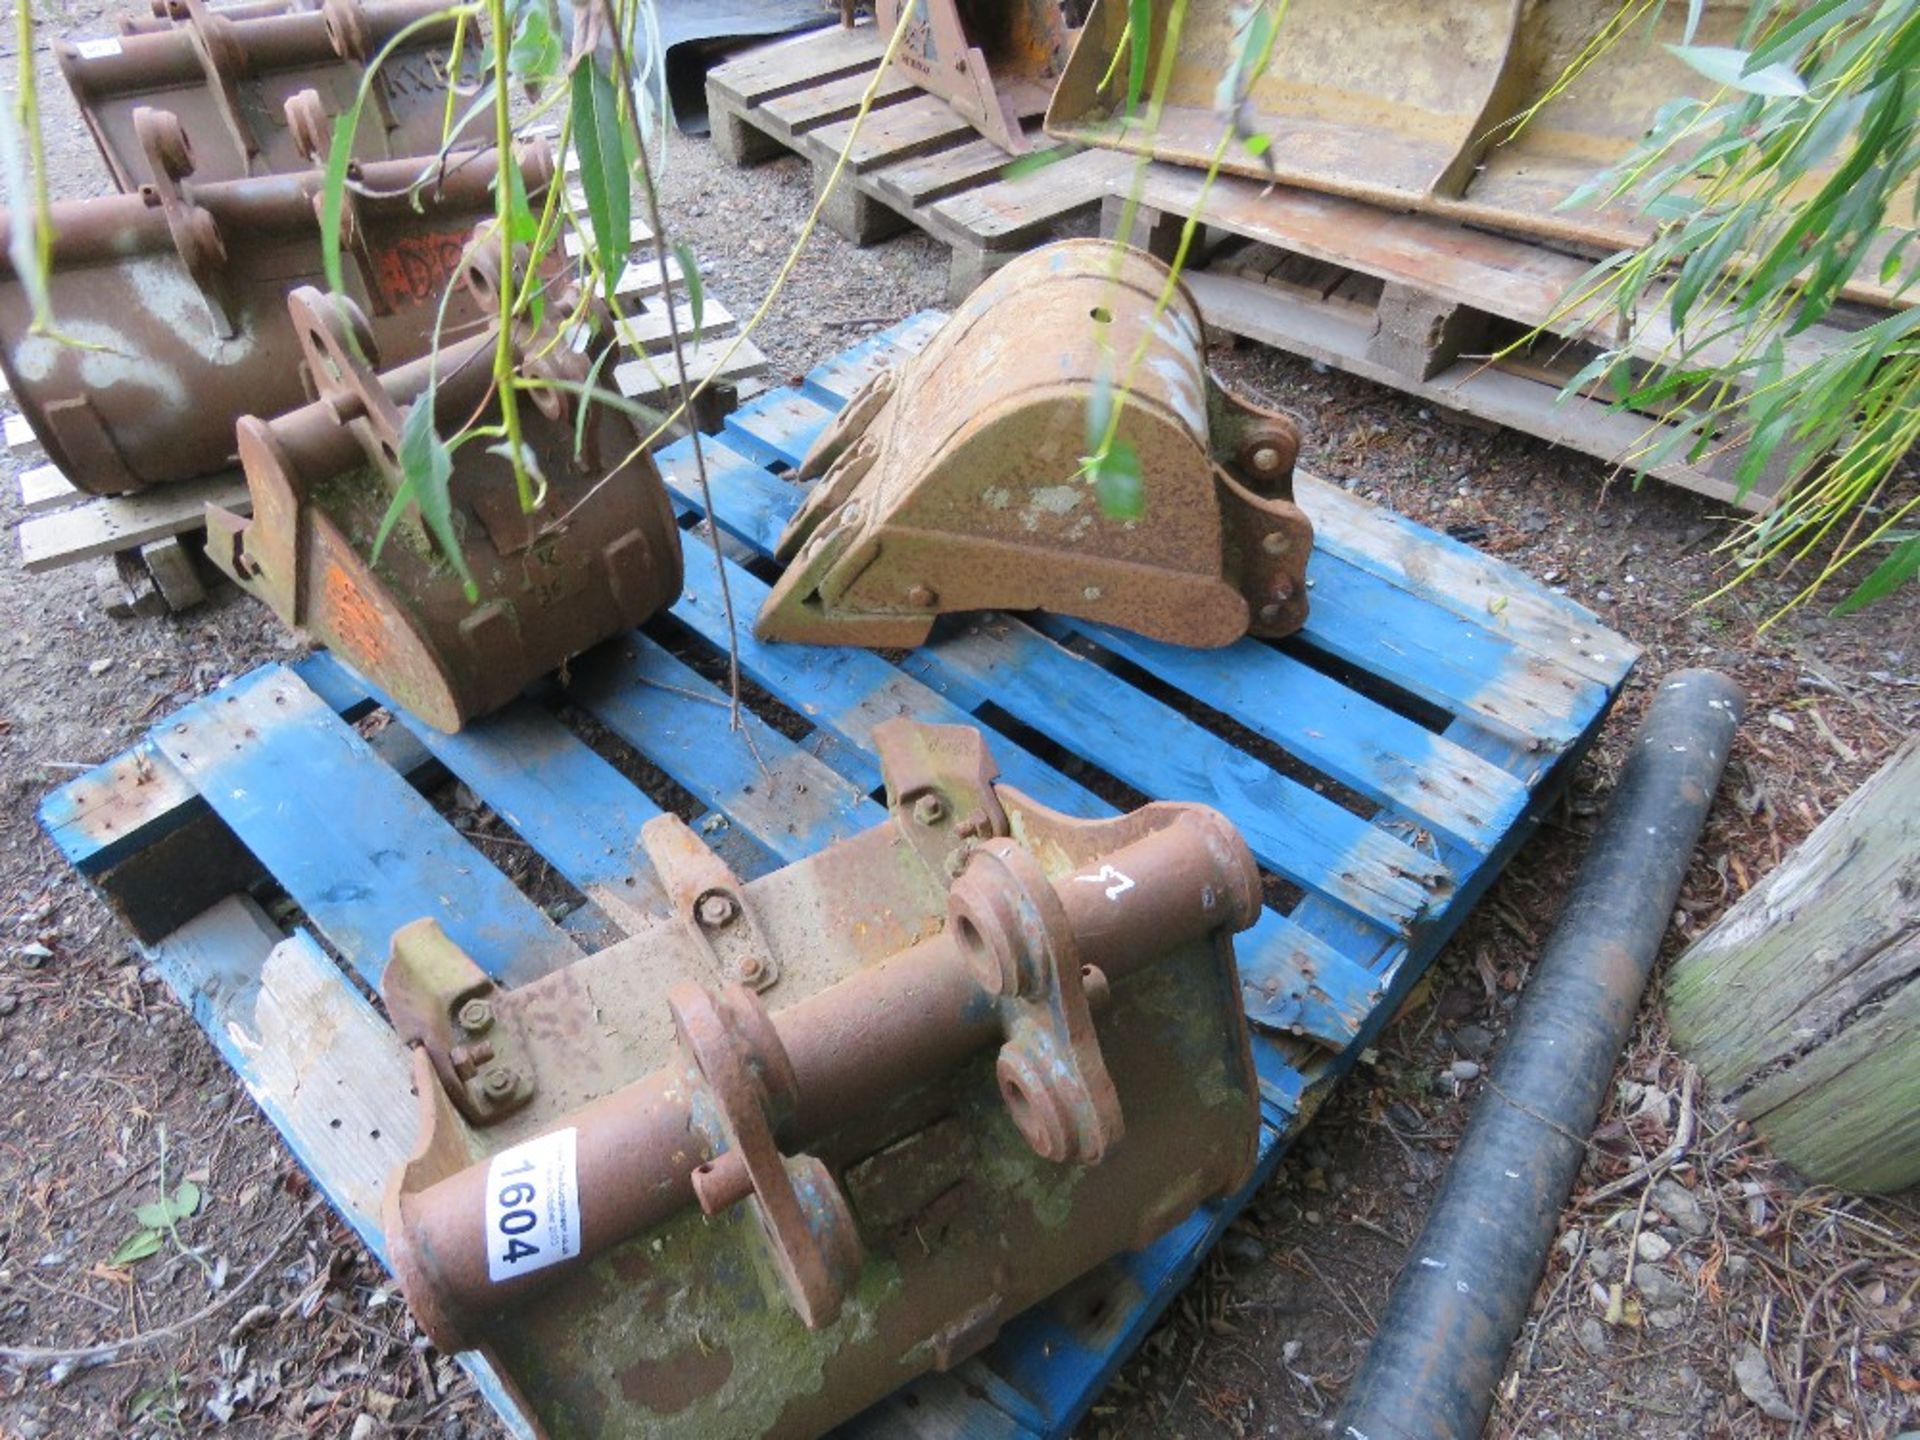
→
(385, 917, 540, 1125)
(135, 105, 238, 337)
(641, 814, 783, 992)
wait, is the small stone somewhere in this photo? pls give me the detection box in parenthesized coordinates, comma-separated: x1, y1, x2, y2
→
(1648, 1305, 1686, 1331)
(14, 943, 51, 969)
(1452, 1024, 1494, 1059)
(1733, 1345, 1796, 1421)
(1386, 1102, 1423, 1131)
(0, 994, 18, 1017)
(1558, 1230, 1583, 1256)
(1636, 1231, 1673, 1263)
(1652, 1178, 1710, 1237)
(88, 658, 115, 676)
(1595, 588, 1616, 604)
(1577, 1317, 1609, 1355)
(1634, 1266, 1684, 1307)
(1219, 1231, 1267, 1270)
(1588, 1246, 1620, 1281)
(1449, 1060, 1482, 1082)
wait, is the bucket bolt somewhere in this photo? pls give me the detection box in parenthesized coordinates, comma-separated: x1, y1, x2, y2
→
(455, 998, 494, 1034)
(697, 891, 741, 931)
(913, 793, 947, 826)
(478, 1065, 518, 1101)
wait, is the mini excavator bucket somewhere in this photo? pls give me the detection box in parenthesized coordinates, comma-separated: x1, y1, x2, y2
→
(1047, 0, 1883, 257)
(869, 0, 1076, 154)
(756, 238, 1313, 651)
(379, 718, 1263, 1437)
(203, 276, 684, 732)
(0, 125, 546, 496)
(57, 0, 475, 188)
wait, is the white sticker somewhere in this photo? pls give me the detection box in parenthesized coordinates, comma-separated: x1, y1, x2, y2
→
(74, 37, 123, 59)
(483, 1127, 582, 1284)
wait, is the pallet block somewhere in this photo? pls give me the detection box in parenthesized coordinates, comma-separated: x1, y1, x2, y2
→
(706, 20, 1131, 302)
(42, 315, 1639, 1438)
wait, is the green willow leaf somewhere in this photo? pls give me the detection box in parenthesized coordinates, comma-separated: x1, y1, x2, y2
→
(1126, 0, 1150, 113)
(319, 112, 361, 298)
(507, 4, 560, 81)
(570, 60, 632, 310)
(672, 239, 704, 343)
(374, 398, 476, 603)
(1668, 44, 1807, 98)
(1000, 142, 1081, 180)
(111, 1230, 163, 1266)
(1833, 534, 1920, 614)
(1091, 439, 1144, 520)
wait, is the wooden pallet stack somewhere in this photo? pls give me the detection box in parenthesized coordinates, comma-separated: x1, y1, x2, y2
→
(701, 16, 1902, 511)
(7, 142, 767, 614)
(705, 20, 1131, 301)
(1101, 165, 1882, 512)
(43, 313, 1638, 1438)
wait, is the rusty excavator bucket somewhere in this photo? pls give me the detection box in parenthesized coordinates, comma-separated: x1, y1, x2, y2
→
(57, 0, 474, 188)
(379, 718, 1262, 1436)
(756, 238, 1313, 651)
(1047, 0, 1852, 256)
(0, 126, 548, 497)
(203, 278, 684, 732)
(867, 0, 1076, 154)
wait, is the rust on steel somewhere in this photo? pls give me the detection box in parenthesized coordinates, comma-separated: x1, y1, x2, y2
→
(0, 136, 549, 497)
(57, 0, 473, 189)
(121, 0, 315, 36)
(755, 238, 1313, 650)
(862, 0, 1076, 154)
(380, 719, 1263, 1436)
(203, 276, 684, 732)
(1047, 0, 1914, 281)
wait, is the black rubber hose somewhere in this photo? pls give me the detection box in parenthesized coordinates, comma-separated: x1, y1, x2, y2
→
(1337, 668, 1744, 1440)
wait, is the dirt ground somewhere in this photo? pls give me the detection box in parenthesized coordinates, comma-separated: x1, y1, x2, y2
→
(1, 16, 1917, 1440)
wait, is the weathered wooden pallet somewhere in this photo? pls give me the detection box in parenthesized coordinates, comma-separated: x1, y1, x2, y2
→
(41, 315, 1637, 1438)
(706, 19, 1131, 302)
(1107, 163, 1885, 514)
(8, 181, 765, 606)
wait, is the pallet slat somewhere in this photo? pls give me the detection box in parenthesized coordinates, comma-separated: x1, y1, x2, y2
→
(17, 473, 250, 573)
(570, 639, 881, 862)
(159, 668, 579, 986)
(1043, 617, 1530, 854)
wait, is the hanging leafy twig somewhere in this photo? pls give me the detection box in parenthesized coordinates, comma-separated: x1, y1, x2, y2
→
(1514, 0, 1920, 618)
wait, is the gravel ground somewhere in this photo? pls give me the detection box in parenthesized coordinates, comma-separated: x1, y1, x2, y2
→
(1, 22, 1917, 1440)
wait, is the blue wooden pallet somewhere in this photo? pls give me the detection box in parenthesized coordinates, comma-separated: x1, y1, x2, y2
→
(41, 314, 1637, 1440)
